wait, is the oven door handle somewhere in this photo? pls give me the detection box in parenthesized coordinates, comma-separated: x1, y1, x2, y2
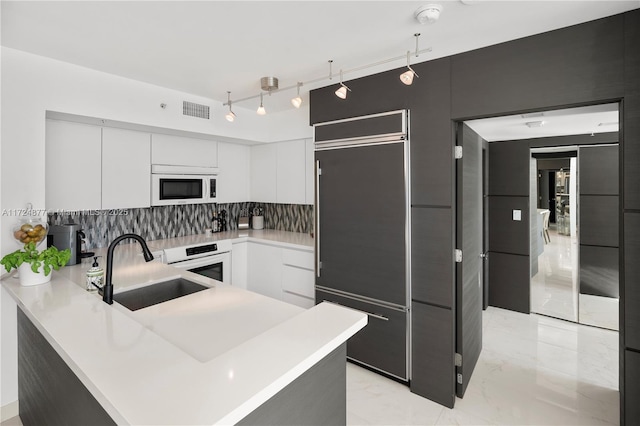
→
(169, 253, 229, 270)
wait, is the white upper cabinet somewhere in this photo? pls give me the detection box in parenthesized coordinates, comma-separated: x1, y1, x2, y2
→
(46, 120, 102, 211)
(217, 142, 250, 203)
(250, 143, 277, 202)
(102, 128, 151, 209)
(151, 133, 217, 168)
(276, 140, 306, 204)
(305, 139, 315, 205)
(250, 139, 313, 205)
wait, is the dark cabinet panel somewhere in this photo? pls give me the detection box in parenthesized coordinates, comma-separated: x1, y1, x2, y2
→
(488, 196, 530, 256)
(411, 301, 454, 408)
(579, 145, 619, 195)
(624, 10, 640, 210)
(310, 67, 409, 126)
(624, 350, 640, 426)
(18, 309, 116, 426)
(238, 345, 347, 426)
(625, 213, 640, 351)
(579, 245, 619, 298)
(488, 252, 530, 313)
(316, 144, 407, 306)
(580, 195, 620, 248)
(451, 14, 624, 119)
(488, 142, 530, 197)
(317, 290, 408, 380)
(409, 58, 453, 208)
(624, 95, 640, 210)
(412, 207, 454, 307)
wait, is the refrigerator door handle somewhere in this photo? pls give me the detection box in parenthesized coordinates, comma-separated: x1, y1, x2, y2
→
(315, 159, 321, 278)
(323, 300, 389, 321)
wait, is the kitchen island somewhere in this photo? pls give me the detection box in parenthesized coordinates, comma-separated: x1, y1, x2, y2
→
(1, 234, 366, 425)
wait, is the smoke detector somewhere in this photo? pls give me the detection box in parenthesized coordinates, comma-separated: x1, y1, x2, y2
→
(415, 4, 443, 24)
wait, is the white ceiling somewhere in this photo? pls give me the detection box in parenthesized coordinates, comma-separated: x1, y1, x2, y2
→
(465, 103, 620, 142)
(2, 0, 639, 115)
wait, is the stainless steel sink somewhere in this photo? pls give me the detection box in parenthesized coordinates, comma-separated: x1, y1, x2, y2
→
(113, 278, 208, 311)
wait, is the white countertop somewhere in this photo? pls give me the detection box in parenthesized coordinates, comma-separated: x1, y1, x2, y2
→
(1, 231, 365, 425)
(147, 229, 314, 252)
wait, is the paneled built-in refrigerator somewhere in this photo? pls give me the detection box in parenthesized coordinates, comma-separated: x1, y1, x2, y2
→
(314, 110, 411, 381)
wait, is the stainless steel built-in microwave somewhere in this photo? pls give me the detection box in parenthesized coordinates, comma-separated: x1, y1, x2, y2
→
(151, 165, 217, 206)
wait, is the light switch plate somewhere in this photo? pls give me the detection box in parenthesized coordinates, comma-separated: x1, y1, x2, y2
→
(513, 210, 522, 221)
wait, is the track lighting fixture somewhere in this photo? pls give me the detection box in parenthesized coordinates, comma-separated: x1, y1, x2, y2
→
(400, 33, 421, 85)
(225, 91, 236, 122)
(335, 70, 351, 99)
(291, 82, 303, 108)
(257, 92, 266, 115)
(400, 52, 418, 85)
(221, 37, 434, 119)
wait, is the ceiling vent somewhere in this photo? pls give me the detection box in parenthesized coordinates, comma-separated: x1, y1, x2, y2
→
(183, 101, 210, 119)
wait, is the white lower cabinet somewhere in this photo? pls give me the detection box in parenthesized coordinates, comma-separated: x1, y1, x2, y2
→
(231, 242, 248, 289)
(247, 243, 282, 300)
(244, 242, 315, 309)
(281, 265, 315, 308)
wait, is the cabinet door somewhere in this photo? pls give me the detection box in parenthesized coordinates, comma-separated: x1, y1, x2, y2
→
(305, 139, 315, 205)
(151, 134, 217, 167)
(217, 143, 250, 203)
(45, 120, 102, 211)
(231, 242, 248, 289)
(102, 128, 151, 209)
(246, 242, 282, 300)
(277, 140, 306, 204)
(250, 144, 277, 202)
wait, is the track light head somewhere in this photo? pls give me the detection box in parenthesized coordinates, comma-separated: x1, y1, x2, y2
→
(335, 70, 350, 99)
(225, 91, 236, 122)
(257, 93, 266, 115)
(335, 85, 349, 99)
(291, 82, 303, 108)
(291, 96, 303, 108)
(400, 69, 416, 85)
(400, 51, 419, 85)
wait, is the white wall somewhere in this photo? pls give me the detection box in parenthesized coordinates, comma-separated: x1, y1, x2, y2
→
(0, 46, 311, 410)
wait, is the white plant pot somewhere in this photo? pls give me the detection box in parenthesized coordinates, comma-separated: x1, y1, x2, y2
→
(18, 262, 52, 287)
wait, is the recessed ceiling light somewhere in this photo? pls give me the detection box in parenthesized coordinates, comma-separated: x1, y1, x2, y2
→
(525, 120, 545, 128)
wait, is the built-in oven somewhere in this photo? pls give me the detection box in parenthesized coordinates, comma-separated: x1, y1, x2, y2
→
(151, 165, 218, 206)
(163, 240, 231, 284)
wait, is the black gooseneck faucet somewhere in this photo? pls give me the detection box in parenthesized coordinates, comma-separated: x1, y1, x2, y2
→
(101, 233, 155, 305)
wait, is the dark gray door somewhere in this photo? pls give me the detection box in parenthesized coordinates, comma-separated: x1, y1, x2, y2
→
(316, 142, 407, 306)
(455, 123, 483, 397)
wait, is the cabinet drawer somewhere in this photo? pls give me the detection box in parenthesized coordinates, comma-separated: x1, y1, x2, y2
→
(281, 290, 315, 309)
(282, 265, 315, 298)
(282, 248, 314, 270)
(316, 289, 408, 380)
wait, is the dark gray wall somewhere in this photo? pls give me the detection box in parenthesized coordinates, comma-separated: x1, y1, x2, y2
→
(310, 10, 640, 422)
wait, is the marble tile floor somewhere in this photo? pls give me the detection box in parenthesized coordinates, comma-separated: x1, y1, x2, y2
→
(531, 228, 579, 322)
(2, 308, 619, 426)
(347, 307, 619, 426)
(531, 228, 618, 330)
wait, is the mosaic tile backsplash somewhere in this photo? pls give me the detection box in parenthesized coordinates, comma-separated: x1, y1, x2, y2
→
(48, 202, 314, 249)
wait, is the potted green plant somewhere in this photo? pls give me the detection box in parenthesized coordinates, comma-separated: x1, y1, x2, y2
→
(1, 242, 71, 286)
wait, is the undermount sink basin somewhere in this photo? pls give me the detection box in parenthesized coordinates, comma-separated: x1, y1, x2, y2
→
(113, 278, 209, 311)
